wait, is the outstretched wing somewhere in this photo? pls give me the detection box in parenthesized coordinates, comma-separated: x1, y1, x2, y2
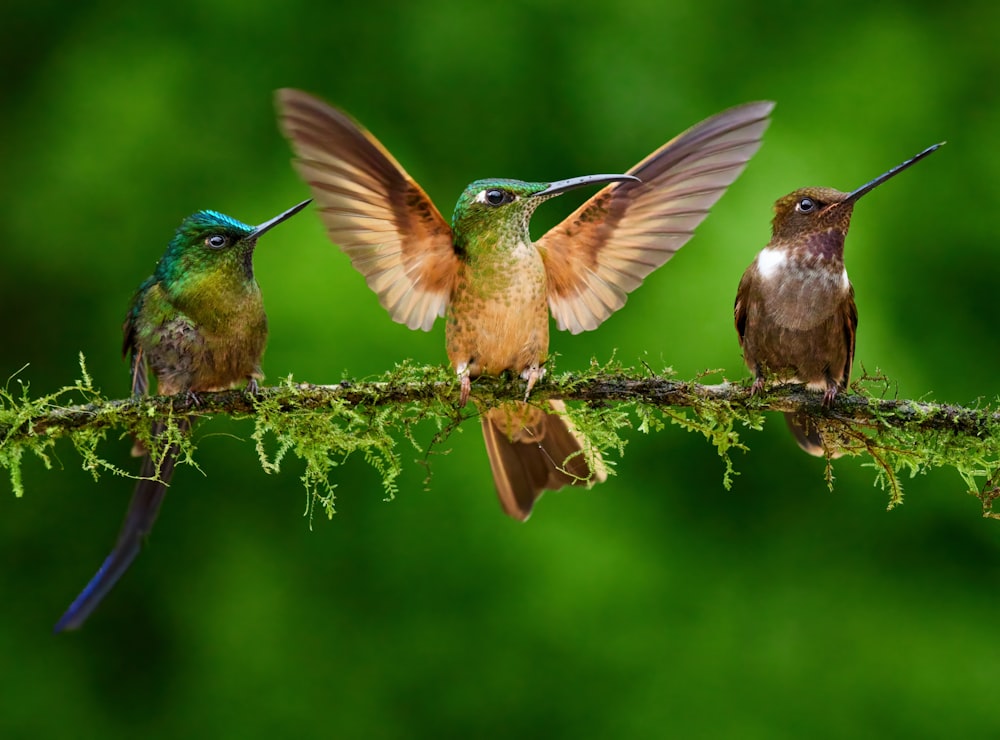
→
(276, 89, 460, 331)
(537, 101, 774, 334)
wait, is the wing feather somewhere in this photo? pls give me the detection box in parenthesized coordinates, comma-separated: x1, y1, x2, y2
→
(277, 89, 459, 331)
(538, 101, 775, 334)
(841, 287, 858, 386)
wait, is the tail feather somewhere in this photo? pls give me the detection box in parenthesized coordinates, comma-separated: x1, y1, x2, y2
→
(54, 419, 188, 632)
(784, 411, 843, 459)
(481, 400, 606, 521)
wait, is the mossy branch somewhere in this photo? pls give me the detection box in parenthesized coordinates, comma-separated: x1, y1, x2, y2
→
(3, 357, 1000, 519)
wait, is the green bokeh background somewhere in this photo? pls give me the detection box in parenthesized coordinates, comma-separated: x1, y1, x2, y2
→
(3, 2, 999, 737)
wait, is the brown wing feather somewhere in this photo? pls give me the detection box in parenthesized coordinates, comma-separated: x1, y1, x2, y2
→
(481, 400, 606, 521)
(841, 286, 858, 386)
(123, 288, 149, 398)
(276, 89, 459, 331)
(538, 101, 775, 334)
(734, 268, 753, 349)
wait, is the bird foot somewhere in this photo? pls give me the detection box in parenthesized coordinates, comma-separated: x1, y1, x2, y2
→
(521, 365, 545, 401)
(750, 375, 766, 396)
(245, 378, 261, 399)
(457, 364, 471, 407)
(822, 385, 838, 408)
(184, 390, 202, 408)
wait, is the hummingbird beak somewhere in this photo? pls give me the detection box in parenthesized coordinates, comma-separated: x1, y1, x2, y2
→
(842, 143, 944, 205)
(533, 174, 640, 198)
(250, 199, 312, 239)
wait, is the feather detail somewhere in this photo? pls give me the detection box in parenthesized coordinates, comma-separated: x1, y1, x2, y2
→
(538, 100, 774, 334)
(481, 400, 606, 521)
(277, 89, 460, 331)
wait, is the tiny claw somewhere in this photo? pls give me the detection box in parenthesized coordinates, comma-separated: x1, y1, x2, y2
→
(185, 390, 202, 407)
(822, 385, 838, 408)
(459, 374, 471, 407)
(750, 375, 766, 396)
(245, 378, 261, 398)
(521, 365, 544, 400)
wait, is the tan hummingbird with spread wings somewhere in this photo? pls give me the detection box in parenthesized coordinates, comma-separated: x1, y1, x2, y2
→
(277, 89, 773, 520)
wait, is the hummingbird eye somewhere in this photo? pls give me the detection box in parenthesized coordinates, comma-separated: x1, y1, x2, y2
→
(796, 197, 817, 214)
(206, 234, 229, 249)
(484, 189, 510, 206)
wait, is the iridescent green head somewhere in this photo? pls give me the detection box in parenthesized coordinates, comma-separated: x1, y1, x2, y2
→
(450, 174, 637, 254)
(155, 199, 311, 287)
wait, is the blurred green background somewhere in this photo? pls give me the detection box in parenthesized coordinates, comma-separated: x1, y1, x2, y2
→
(3, 1, 999, 737)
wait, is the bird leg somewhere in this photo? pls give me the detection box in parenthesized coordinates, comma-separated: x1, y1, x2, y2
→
(822, 378, 839, 408)
(456, 362, 471, 407)
(520, 364, 545, 401)
(750, 366, 766, 396)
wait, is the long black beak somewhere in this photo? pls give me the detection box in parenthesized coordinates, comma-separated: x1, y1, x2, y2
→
(533, 174, 640, 197)
(843, 143, 944, 205)
(250, 198, 312, 239)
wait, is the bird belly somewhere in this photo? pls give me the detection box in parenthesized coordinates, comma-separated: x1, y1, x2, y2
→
(750, 316, 850, 387)
(744, 268, 851, 386)
(139, 294, 268, 394)
(446, 259, 549, 377)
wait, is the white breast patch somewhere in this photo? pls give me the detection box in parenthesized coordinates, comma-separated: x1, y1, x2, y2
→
(756, 247, 787, 280)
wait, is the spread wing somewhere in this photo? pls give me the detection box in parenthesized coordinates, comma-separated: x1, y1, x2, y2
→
(276, 89, 460, 331)
(537, 101, 775, 334)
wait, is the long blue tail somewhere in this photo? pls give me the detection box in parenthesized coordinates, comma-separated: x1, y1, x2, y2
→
(54, 419, 187, 632)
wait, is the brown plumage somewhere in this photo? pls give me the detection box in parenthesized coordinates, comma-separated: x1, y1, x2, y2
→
(277, 88, 773, 517)
(482, 401, 603, 520)
(735, 144, 943, 456)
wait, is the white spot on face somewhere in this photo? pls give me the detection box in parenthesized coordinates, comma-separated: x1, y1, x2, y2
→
(756, 247, 787, 280)
(841, 269, 850, 290)
(474, 190, 489, 204)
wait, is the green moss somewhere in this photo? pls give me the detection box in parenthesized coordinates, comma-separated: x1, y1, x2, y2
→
(249, 363, 460, 524)
(0, 356, 101, 496)
(2, 355, 998, 522)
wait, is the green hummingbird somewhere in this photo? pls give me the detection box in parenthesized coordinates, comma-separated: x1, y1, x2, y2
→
(54, 199, 310, 632)
(277, 89, 772, 520)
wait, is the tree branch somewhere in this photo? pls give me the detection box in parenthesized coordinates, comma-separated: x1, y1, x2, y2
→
(2, 364, 999, 516)
(4, 372, 998, 439)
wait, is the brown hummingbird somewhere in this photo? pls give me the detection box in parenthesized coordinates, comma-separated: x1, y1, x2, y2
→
(734, 143, 942, 456)
(277, 89, 773, 519)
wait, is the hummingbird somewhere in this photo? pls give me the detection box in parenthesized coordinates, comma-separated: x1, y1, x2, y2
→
(277, 88, 772, 520)
(734, 143, 942, 456)
(54, 199, 310, 632)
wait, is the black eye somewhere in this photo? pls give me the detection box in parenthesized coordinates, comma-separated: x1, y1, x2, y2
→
(796, 198, 816, 213)
(485, 189, 507, 206)
(206, 234, 228, 249)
